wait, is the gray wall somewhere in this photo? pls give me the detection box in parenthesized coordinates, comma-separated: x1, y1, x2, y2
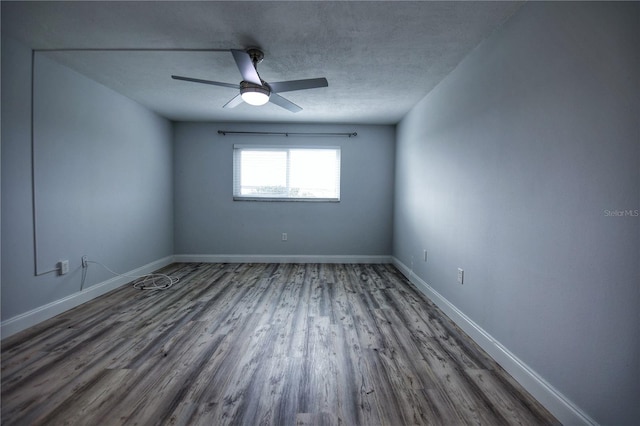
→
(174, 122, 394, 257)
(393, 2, 639, 425)
(1, 37, 174, 321)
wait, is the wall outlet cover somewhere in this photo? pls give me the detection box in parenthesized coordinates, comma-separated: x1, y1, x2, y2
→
(59, 260, 69, 275)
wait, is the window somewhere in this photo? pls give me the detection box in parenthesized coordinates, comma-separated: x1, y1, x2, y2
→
(233, 145, 341, 201)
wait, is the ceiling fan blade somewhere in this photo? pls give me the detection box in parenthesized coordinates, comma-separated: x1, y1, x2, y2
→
(269, 93, 302, 113)
(230, 49, 262, 86)
(268, 78, 328, 93)
(223, 94, 244, 109)
(172, 75, 239, 89)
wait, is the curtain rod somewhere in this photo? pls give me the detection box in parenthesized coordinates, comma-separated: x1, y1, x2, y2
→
(217, 130, 357, 137)
(35, 48, 230, 53)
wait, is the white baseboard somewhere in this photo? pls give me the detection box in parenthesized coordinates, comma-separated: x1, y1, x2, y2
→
(173, 254, 392, 264)
(391, 257, 597, 426)
(1, 256, 174, 339)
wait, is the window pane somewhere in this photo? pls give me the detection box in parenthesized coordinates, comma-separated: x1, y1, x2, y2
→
(289, 149, 339, 198)
(239, 150, 287, 196)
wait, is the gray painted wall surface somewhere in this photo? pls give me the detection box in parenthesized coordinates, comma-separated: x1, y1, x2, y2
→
(1, 37, 174, 321)
(174, 122, 394, 256)
(393, 2, 639, 425)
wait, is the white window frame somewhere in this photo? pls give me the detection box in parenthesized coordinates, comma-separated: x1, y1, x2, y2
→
(233, 144, 341, 202)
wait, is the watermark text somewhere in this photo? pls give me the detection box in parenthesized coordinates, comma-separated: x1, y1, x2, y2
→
(603, 209, 639, 217)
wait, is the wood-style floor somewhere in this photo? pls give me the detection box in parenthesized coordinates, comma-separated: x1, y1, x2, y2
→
(1, 263, 559, 425)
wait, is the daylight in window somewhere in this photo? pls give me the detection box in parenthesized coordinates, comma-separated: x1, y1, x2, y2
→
(233, 145, 341, 201)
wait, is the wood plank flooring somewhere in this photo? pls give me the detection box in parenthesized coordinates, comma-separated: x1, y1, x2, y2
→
(1, 263, 559, 425)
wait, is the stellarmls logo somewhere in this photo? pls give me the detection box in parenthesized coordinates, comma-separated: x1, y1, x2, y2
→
(603, 209, 639, 217)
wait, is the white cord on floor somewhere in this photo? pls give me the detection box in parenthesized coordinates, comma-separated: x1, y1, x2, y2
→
(86, 260, 179, 290)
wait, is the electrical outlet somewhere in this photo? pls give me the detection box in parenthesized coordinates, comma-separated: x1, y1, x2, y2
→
(282, 233, 288, 241)
(457, 268, 464, 285)
(82, 256, 88, 268)
(59, 260, 69, 275)
(423, 250, 428, 262)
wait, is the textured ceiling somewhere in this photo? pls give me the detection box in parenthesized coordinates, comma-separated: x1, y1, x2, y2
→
(2, 1, 522, 124)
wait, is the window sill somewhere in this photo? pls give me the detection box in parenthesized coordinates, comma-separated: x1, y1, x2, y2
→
(233, 197, 340, 203)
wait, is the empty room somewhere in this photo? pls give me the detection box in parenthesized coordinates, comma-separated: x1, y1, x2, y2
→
(1, 1, 638, 425)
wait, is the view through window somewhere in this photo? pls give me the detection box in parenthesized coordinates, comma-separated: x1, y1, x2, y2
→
(233, 145, 341, 201)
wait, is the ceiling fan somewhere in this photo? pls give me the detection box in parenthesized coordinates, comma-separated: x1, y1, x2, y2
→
(171, 48, 328, 113)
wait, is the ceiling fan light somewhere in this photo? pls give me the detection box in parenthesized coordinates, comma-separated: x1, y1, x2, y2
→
(240, 85, 270, 106)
